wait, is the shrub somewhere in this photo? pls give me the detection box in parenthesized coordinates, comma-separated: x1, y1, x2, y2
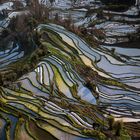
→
(82, 129, 106, 140)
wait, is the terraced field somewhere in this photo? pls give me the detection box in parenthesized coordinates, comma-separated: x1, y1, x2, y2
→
(0, 42, 24, 69)
(0, 23, 104, 140)
(37, 24, 140, 122)
(0, 22, 140, 139)
(0, 0, 140, 140)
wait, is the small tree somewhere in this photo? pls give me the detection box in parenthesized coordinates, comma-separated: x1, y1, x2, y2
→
(17, 82, 22, 91)
(108, 116, 114, 130)
(30, 53, 39, 64)
(23, 64, 30, 73)
(114, 121, 123, 136)
(0, 73, 3, 85)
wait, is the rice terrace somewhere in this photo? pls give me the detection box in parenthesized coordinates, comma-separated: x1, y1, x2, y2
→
(0, 0, 140, 140)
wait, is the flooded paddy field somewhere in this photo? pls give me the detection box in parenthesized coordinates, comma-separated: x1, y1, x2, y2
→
(0, 0, 140, 139)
